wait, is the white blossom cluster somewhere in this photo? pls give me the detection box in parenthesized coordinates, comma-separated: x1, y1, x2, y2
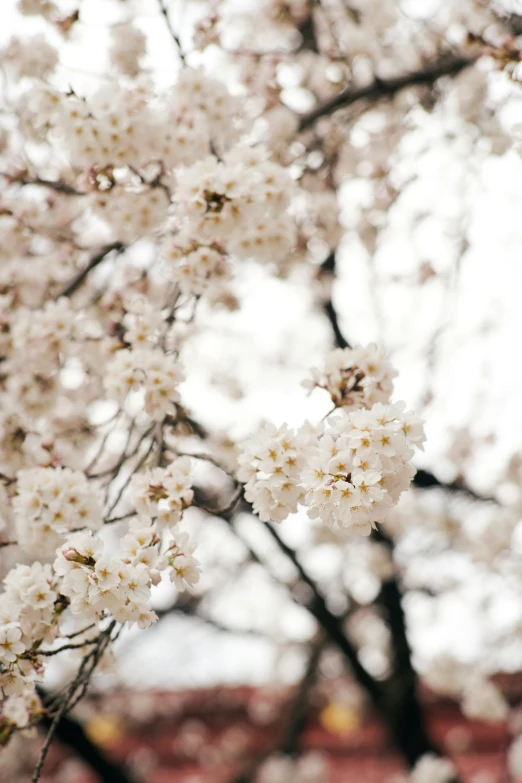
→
(0, 509, 200, 736)
(122, 297, 164, 348)
(0, 446, 199, 740)
(410, 754, 456, 783)
(0, 561, 60, 737)
(303, 345, 397, 409)
(92, 187, 170, 244)
(2, 34, 58, 80)
(303, 402, 425, 535)
(13, 466, 103, 556)
(109, 23, 147, 77)
(104, 348, 184, 420)
(0, 690, 41, 739)
(164, 532, 201, 593)
(237, 423, 309, 522)
(55, 529, 159, 627)
(25, 67, 242, 174)
(238, 361, 425, 535)
(11, 298, 75, 373)
(130, 457, 194, 528)
(257, 752, 328, 783)
(461, 675, 509, 723)
(161, 234, 230, 297)
(54, 524, 199, 624)
(171, 149, 295, 262)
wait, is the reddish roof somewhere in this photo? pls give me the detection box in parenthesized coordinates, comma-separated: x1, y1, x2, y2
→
(38, 684, 512, 783)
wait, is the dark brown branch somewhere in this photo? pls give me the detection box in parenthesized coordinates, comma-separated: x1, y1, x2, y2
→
(220, 504, 375, 695)
(320, 251, 351, 350)
(260, 519, 454, 773)
(262, 519, 382, 704)
(413, 467, 496, 503)
(194, 471, 451, 770)
(0, 172, 84, 196)
(316, 250, 462, 775)
(230, 637, 325, 783)
(38, 690, 140, 783)
(281, 636, 326, 755)
(298, 54, 478, 131)
(57, 242, 124, 298)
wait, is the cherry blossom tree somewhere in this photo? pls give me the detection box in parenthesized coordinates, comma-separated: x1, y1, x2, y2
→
(1, 1, 522, 782)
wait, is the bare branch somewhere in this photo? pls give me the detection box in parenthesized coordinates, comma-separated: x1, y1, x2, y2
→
(0, 172, 84, 196)
(57, 242, 125, 299)
(26, 639, 98, 658)
(32, 622, 115, 783)
(104, 428, 156, 518)
(320, 251, 351, 350)
(38, 706, 140, 783)
(157, 0, 186, 65)
(195, 484, 243, 516)
(298, 53, 478, 131)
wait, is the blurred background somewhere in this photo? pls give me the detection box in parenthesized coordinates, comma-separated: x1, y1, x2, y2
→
(3, 1, 522, 782)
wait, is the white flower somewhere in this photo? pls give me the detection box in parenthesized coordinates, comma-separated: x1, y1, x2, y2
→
(109, 23, 146, 77)
(170, 554, 201, 592)
(2, 691, 41, 728)
(303, 345, 397, 409)
(167, 533, 201, 592)
(508, 735, 522, 778)
(130, 458, 193, 523)
(0, 623, 25, 664)
(105, 348, 184, 420)
(301, 402, 424, 534)
(410, 754, 456, 783)
(461, 676, 509, 723)
(238, 423, 310, 523)
(3, 34, 58, 80)
(14, 467, 103, 556)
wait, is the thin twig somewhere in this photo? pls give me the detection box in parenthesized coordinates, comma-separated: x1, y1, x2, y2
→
(84, 412, 123, 475)
(63, 623, 96, 640)
(0, 539, 17, 548)
(31, 622, 115, 783)
(26, 639, 99, 657)
(104, 511, 137, 525)
(157, 0, 186, 64)
(105, 433, 156, 518)
(0, 172, 84, 196)
(196, 484, 243, 516)
(57, 242, 125, 299)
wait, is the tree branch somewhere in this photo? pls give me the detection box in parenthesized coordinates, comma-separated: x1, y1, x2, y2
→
(230, 637, 326, 783)
(320, 251, 352, 350)
(38, 700, 141, 783)
(261, 519, 382, 704)
(57, 242, 124, 299)
(157, 0, 186, 65)
(32, 622, 115, 783)
(5, 174, 84, 196)
(298, 53, 478, 131)
(255, 516, 452, 771)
